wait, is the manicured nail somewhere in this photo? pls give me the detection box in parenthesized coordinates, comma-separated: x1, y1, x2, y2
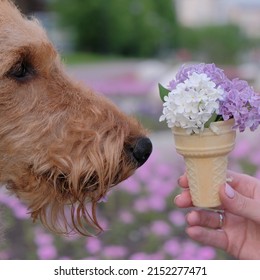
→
(225, 183, 235, 199)
(174, 194, 181, 205)
(177, 175, 185, 186)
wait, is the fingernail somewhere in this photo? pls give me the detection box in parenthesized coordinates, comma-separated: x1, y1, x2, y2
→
(185, 211, 191, 222)
(174, 194, 181, 205)
(225, 183, 235, 199)
(177, 175, 185, 185)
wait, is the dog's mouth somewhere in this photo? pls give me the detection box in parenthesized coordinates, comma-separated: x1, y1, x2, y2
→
(5, 136, 152, 236)
(39, 137, 152, 202)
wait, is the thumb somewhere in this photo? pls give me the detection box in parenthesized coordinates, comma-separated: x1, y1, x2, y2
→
(220, 183, 260, 223)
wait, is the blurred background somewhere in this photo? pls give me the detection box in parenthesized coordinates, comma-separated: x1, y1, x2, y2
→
(1, 0, 260, 260)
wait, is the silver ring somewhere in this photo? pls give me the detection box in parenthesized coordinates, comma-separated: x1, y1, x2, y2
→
(219, 212, 224, 228)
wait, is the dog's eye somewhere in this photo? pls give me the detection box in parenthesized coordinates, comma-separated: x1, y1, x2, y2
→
(8, 61, 35, 82)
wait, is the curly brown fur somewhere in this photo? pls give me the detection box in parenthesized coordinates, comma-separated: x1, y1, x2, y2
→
(0, 0, 152, 236)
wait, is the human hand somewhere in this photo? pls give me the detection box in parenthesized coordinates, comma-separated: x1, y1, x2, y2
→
(174, 171, 260, 259)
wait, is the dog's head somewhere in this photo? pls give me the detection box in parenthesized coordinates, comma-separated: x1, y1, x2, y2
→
(0, 0, 152, 235)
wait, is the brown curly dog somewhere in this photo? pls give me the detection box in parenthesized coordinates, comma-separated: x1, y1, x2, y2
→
(0, 0, 152, 236)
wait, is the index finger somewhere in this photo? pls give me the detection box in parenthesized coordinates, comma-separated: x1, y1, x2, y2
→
(178, 172, 189, 189)
(227, 170, 260, 199)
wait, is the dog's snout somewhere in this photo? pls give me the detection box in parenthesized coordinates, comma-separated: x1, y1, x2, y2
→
(132, 137, 152, 167)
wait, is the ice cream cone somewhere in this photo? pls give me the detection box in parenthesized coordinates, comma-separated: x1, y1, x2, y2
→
(172, 119, 236, 208)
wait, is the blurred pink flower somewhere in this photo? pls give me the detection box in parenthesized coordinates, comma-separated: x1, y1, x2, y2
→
(197, 246, 216, 260)
(255, 169, 260, 180)
(85, 237, 102, 254)
(0, 192, 10, 204)
(168, 210, 186, 227)
(178, 241, 199, 260)
(79, 74, 153, 97)
(134, 198, 149, 213)
(119, 210, 134, 224)
(130, 252, 164, 260)
(149, 179, 173, 198)
(121, 177, 141, 194)
(96, 217, 109, 230)
(148, 252, 165, 260)
(148, 195, 166, 211)
(34, 229, 54, 246)
(37, 245, 57, 260)
(135, 163, 154, 183)
(163, 239, 181, 257)
(177, 245, 216, 260)
(150, 220, 171, 237)
(13, 204, 28, 219)
(249, 150, 260, 165)
(0, 250, 10, 259)
(0, 192, 29, 220)
(130, 252, 150, 260)
(231, 139, 250, 159)
(34, 227, 57, 260)
(156, 164, 174, 179)
(103, 245, 127, 258)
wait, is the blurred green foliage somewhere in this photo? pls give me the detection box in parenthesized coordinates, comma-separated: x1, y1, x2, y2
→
(51, 1, 249, 64)
(51, 0, 178, 57)
(61, 52, 121, 65)
(178, 24, 247, 64)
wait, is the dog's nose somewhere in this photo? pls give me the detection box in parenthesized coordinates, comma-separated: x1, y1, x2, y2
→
(132, 137, 152, 167)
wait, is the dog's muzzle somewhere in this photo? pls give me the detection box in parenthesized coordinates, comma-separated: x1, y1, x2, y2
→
(132, 137, 152, 167)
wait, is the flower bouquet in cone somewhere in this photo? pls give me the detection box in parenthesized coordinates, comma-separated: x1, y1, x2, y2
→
(159, 63, 260, 208)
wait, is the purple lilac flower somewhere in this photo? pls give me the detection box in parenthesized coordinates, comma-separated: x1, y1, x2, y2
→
(219, 78, 260, 132)
(166, 63, 260, 133)
(168, 63, 230, 91)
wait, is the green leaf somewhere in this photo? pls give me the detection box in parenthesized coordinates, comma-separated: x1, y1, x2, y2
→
(158, 83, 170, 102)
(204, 112, 219, 128)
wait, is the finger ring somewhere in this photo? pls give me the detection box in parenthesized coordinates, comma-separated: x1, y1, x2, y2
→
(219, 212, 224, 228)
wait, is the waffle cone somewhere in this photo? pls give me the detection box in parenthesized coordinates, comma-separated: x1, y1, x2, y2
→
(172, 119, 236, 208)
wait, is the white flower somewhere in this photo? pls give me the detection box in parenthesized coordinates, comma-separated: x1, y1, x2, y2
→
(160, 72, 224, 134)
